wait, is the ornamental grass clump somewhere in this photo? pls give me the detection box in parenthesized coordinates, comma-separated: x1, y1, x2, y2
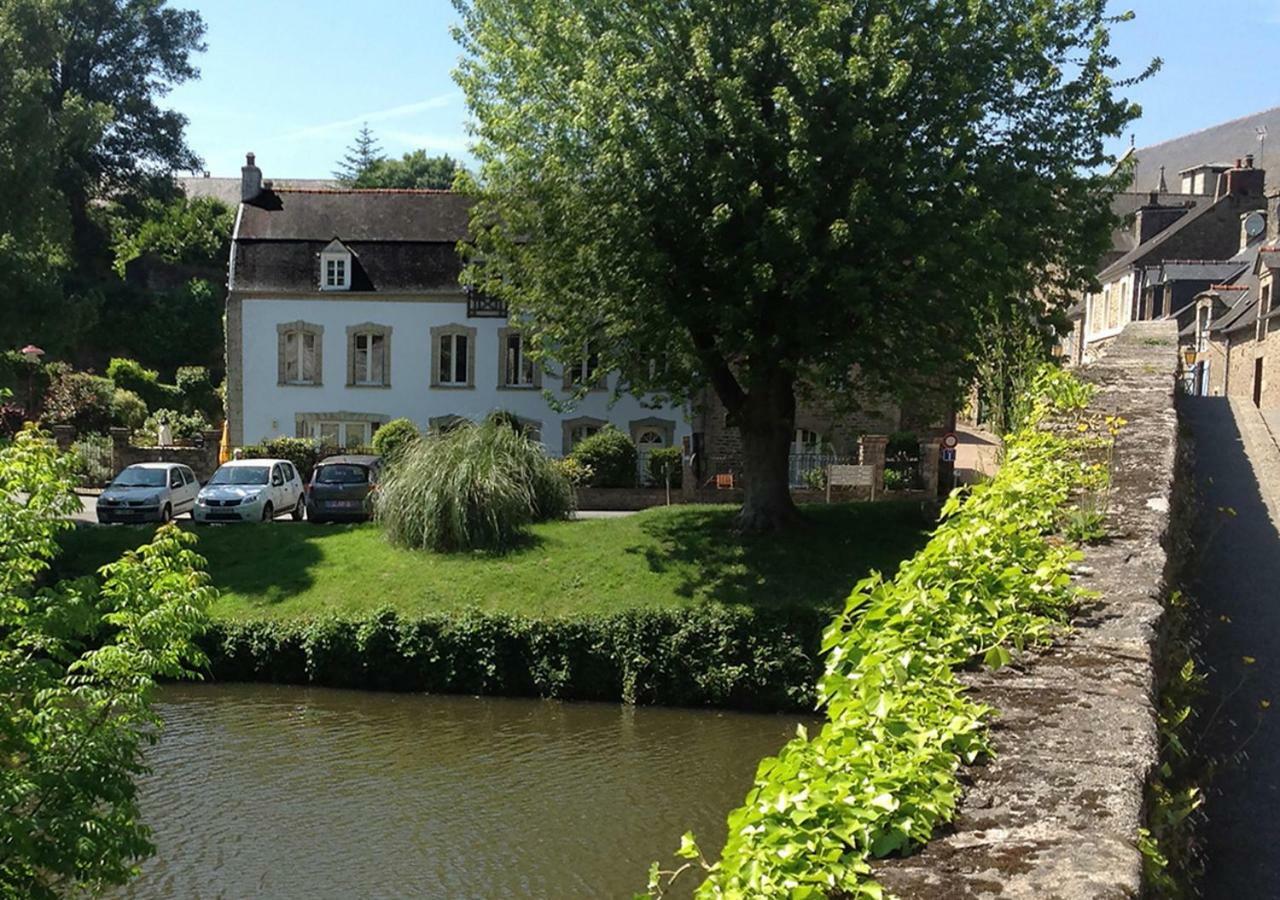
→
(377, 419, 573, 552)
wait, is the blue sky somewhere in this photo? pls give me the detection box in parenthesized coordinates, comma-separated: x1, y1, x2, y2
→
(168, 0, 1280, 178)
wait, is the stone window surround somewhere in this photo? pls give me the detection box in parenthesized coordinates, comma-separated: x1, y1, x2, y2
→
(628, 416, 676, 447)
(294, 411, 389, 441)
(430, 323, 478, 389)
(346, 322, 392, 388)
(497, 326, 542, 390)
(276, 321, 324, 386)
(562, 415, 609, 455)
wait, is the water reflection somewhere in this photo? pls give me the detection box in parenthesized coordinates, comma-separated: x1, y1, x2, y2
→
(116, 684, 812, 899)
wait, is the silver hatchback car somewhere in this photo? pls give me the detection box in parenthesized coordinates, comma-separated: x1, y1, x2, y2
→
(194, 458, 306, 524)
(97, 462, 200, 524)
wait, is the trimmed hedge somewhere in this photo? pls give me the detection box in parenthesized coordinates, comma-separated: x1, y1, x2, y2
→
(198, 605, 831, 712)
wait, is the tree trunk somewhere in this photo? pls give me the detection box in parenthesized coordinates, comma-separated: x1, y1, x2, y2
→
(733, 374, 805, 533)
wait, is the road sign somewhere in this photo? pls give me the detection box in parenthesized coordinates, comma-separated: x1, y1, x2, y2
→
(941, 448, 957, 463)
(941, 432, 959, 450)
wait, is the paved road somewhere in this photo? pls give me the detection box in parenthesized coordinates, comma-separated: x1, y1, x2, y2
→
(1185, 396, 1280, 898)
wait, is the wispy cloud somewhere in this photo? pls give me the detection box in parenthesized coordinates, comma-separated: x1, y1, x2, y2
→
(272, 93, 459, 142)
(382, 130, 471, 156)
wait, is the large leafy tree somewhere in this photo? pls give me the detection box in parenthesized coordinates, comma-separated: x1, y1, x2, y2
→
(354, 149, 461, 189)
(0, 429, 214, 896)
(454, 0, 1145, 530)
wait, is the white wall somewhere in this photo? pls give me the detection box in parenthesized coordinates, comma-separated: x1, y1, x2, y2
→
(239, 295, 691, 454)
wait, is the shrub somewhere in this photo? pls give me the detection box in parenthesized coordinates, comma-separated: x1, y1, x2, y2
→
(645, 445, 683, 488)
(551, 456, 594, 487)
(106, 357, 180, 410)
(240, 436, 326, 481)
(198, 604, 828, 711)
(569, 426, 638, 488)
(42, 371, 115, 434)
(371, 417, 420, 461)
(134, 408, 209, 446)
(377, 420, 573, 552)
(69, 433, 114, 487)
(887, 430, 920, 459)
(109, 388, 148, 430)
(175, 366, 220, 418)
(0, 401, 28, 439)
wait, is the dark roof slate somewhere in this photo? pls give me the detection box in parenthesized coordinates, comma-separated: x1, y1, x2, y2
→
(1130, 105, 1280, 193)
(237, 189, 472, 242)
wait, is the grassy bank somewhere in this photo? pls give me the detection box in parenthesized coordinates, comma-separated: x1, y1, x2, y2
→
(57, 502, 929, 710)
(57, 502, 929, 621)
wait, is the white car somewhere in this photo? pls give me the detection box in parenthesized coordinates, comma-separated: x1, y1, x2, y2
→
(193, 459, 306, 524)
(97, 462, 200, 524)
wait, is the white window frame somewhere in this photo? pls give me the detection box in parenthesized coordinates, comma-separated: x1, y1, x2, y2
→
(504, 332, 535, 387)
(438, 332, 470, 386)
(353, 332, 386, 386)
(322, 253, 350, 291)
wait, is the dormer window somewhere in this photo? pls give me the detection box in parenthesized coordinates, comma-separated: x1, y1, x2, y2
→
(320, 238, 353, 291)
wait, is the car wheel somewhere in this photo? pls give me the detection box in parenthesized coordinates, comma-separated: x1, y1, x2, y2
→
(261, 501, 274, 522)
(291, 497, 305, 521)
(160, 503, 172, 524)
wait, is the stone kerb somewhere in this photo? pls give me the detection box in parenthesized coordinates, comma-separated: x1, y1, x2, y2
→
(873, 320, 1180, 898)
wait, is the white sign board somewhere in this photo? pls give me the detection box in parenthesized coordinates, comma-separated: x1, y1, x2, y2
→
(828, 465, 873, 487)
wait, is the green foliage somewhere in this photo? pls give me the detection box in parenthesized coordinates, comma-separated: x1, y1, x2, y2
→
(886, 431, 920, 459)
(201, 604, 828, 710)
(41, 369, 114, 434)
(69, 431, 113, 487)
(353, 149, 461, 190)
(551, 455, 594, 487)
(174, 365, 219, 418)
(569, 426, 638, 488)
(107, 357, 181, 411)
(647, 445, 684, 488)
(649, 366, 1099, 897)
(110, 388, 148, 429)
(111, 196, 233, 277)
(371, 417, 421, 461)
(241, 436, 326, 482)
(134, 408, 209, 446)
(378, 420, 574, 552)
(0, 429, 214, 897)
(454, 0, 1146, 528)
(0, 399, 26, 439)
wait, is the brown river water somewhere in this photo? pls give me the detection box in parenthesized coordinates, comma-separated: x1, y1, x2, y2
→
(113, 684, 812, 899)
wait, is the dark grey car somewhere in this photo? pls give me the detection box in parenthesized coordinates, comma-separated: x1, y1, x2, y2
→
(306, 455, 382, 523)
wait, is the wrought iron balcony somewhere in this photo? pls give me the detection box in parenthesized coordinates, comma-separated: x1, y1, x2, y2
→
(465, 286, 508, 318)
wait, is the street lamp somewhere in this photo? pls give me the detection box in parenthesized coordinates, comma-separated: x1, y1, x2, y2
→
(19, 344, 44, 415)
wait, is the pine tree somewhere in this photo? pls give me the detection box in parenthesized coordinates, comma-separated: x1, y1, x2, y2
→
(333, 123, 383, 185)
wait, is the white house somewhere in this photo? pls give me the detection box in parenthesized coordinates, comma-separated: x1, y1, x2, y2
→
(224, 154, 690, 462)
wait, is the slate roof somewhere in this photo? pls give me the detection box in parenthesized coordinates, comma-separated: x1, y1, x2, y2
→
(230, 188, 473, 294)
(1130, 105, 1280, 193)
(1151, 261, 1248, 284)
(1107, 192, 1203, 258)
(1098, 199, 1221, 280)
(179, 175, 339, 207)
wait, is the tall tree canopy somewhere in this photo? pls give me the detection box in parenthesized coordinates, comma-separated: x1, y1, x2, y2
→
(353, 149, 461, 190)
(334, 122, 384, 184)
(454, 0, 1145, 530)
(0, 0, 207, 365)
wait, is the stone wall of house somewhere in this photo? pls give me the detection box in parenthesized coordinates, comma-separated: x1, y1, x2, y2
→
(874, 321, 1181, 897)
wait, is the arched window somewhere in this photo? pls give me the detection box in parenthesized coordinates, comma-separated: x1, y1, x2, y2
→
(636, 428, 666, 447)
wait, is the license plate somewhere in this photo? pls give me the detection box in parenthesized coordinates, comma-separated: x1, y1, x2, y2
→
(328, 500, 360, 509)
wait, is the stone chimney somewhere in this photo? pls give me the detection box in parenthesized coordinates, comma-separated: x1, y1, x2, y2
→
(1218, 155, 1265, 201)
(1134, 192, 1190, 245)
(241, 152, 262, 202)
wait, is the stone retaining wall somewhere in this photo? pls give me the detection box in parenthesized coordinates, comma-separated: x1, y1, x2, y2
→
(874, 321, 1181, 897)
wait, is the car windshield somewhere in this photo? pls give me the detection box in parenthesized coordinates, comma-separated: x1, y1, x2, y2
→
(109, 467, 167, 488)
(315, 464, 369, 485)
(209, 466, 269, 486)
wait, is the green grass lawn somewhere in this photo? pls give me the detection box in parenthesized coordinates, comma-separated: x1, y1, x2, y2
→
(55, 502, 930, 622)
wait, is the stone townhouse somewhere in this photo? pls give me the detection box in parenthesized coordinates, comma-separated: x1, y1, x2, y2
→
(224, 155, 904, 484)
(1065, 157, 1268, 364)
